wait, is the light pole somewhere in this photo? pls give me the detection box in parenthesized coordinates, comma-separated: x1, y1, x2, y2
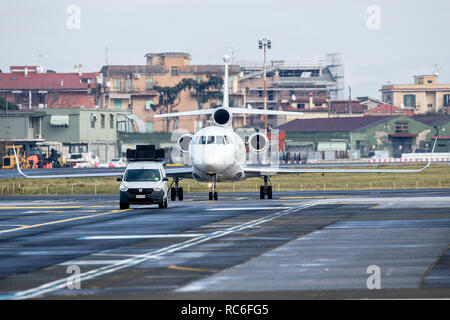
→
(258, 38, 271, 130)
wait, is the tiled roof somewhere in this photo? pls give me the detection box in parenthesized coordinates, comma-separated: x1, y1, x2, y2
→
(100, 64, 241, 76)
(182, 65, 241, 74)
(276, 116, 392, 132)
(365, 104, 414, 116)
(0, 72, 98, 90)
(412, 115, 450, 126)
(100, 65, 166, 75)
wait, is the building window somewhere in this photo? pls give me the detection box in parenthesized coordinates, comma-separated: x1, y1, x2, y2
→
(125, 79, 132, 92)
(385, 94, 392, 104)
(403, 94, 416, 108)
(146, 78, 153, 90)
(444, 94, 450, 107)
(114, 99, 121, 109)
(297, 103, 305, 109)
(113, 78, 121, 91)
(171, 66, 179, 76)
(109, 114, 114, 129)
(427, 80, 433, 84)
(258, 88, 263, 97)
(395, 121, 409, 133)
(428, 104, 433, 108)
(90, 115, 96, 128)
(101, 114, 105, 129)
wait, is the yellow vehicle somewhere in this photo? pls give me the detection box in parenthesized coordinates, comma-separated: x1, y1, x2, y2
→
(2, 145, 26, 169)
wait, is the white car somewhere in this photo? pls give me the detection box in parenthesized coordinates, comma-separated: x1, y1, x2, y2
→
(117, 161, 168, 209)
(108, 158, 127, 168)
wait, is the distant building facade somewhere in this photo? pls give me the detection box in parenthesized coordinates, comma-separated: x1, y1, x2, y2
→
(99, 52, 242, 133)
(380, 75, 450, 114)
(237, 54, 344, 127)
(0, 66, 100, 110)
(277, 115, 436, 158)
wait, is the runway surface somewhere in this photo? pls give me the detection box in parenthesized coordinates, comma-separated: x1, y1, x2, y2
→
(0, 189, 449, 299)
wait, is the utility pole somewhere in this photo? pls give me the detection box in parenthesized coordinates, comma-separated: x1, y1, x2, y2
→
(258, 38, 271, 130)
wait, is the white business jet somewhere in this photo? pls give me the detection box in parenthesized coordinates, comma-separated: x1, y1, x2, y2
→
(15, 55, 437, 202)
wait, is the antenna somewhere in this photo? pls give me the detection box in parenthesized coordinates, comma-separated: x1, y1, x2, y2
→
(105, 46, 109, 65)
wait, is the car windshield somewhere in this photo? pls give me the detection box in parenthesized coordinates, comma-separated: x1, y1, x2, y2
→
(124, 169, 161, 182)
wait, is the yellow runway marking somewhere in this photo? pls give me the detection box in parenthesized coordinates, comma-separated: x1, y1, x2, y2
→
(168, 265, 216, 273)
(0, 206, 83, 210)
(0, 209, 131, 234)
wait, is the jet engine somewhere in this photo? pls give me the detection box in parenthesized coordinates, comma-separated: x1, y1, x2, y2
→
(177, 133, 193, 153)
(212, 108, 232, 127)
(248, 132, 269, 154)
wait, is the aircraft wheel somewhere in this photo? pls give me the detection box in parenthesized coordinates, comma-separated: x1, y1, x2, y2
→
(267, 186, 273, 199)
(213, 192, 218, 201)
(171, 187, 177, 201)
(260, 186, 265, 199)
(209, 192, 213, 201)
(177, 187, 183, 201)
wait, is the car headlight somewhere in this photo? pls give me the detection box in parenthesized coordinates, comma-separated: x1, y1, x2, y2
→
(119, 185, 128, 192)
(153, 185, 163, 191)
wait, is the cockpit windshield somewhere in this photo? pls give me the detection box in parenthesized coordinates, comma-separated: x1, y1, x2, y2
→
(194, 135, 231, 145)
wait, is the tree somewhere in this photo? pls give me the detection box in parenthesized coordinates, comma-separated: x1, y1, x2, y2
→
(153, 74, 223, 131)
(0, 96, 19, 111)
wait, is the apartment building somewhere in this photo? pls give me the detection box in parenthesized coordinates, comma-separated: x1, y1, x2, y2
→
(380, 75, 450, 114)
(99, 52, 242, 133)
(0, 66, 99, 110)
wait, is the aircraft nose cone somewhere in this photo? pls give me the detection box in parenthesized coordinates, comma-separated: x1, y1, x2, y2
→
(195, 148, 233, 174)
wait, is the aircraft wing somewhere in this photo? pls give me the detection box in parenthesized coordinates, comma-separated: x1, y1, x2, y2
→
(154, 109, 215, 118)
(243, 163, 432, 177)
(165, 166, 194, 179)
(154, 107, 303, 118)
(244, 138, 437, 177)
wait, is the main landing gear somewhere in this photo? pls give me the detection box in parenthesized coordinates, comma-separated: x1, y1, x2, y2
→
(208, 175, 218, 201)
(170, 178, 183, 201)
(260, 176, 273, 200)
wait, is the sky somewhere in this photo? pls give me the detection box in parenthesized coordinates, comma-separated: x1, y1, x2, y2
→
(1, 0, 449, 99)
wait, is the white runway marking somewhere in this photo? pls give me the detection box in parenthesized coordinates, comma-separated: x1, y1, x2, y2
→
(79, 234, 206, 240)
(207, 207, 291, 211)
(59, 260, 124, 266)
(0, 202, 316, 300)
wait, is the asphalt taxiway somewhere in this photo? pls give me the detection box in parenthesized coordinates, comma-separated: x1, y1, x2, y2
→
(0, 189, 449, 299)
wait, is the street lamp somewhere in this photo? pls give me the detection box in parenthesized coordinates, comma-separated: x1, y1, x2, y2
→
(258, 38, 271, 130)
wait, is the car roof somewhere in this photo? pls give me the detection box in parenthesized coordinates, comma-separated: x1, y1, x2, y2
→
(126, 161, 163, 169)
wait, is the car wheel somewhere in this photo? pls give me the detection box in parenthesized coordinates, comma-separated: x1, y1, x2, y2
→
(120, 202, 129, 210)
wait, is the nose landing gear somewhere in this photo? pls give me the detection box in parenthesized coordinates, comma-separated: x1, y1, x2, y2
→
(170, 178, 183, 201)
(260, 176, 273, 199)
(208, 175, 218, 201)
